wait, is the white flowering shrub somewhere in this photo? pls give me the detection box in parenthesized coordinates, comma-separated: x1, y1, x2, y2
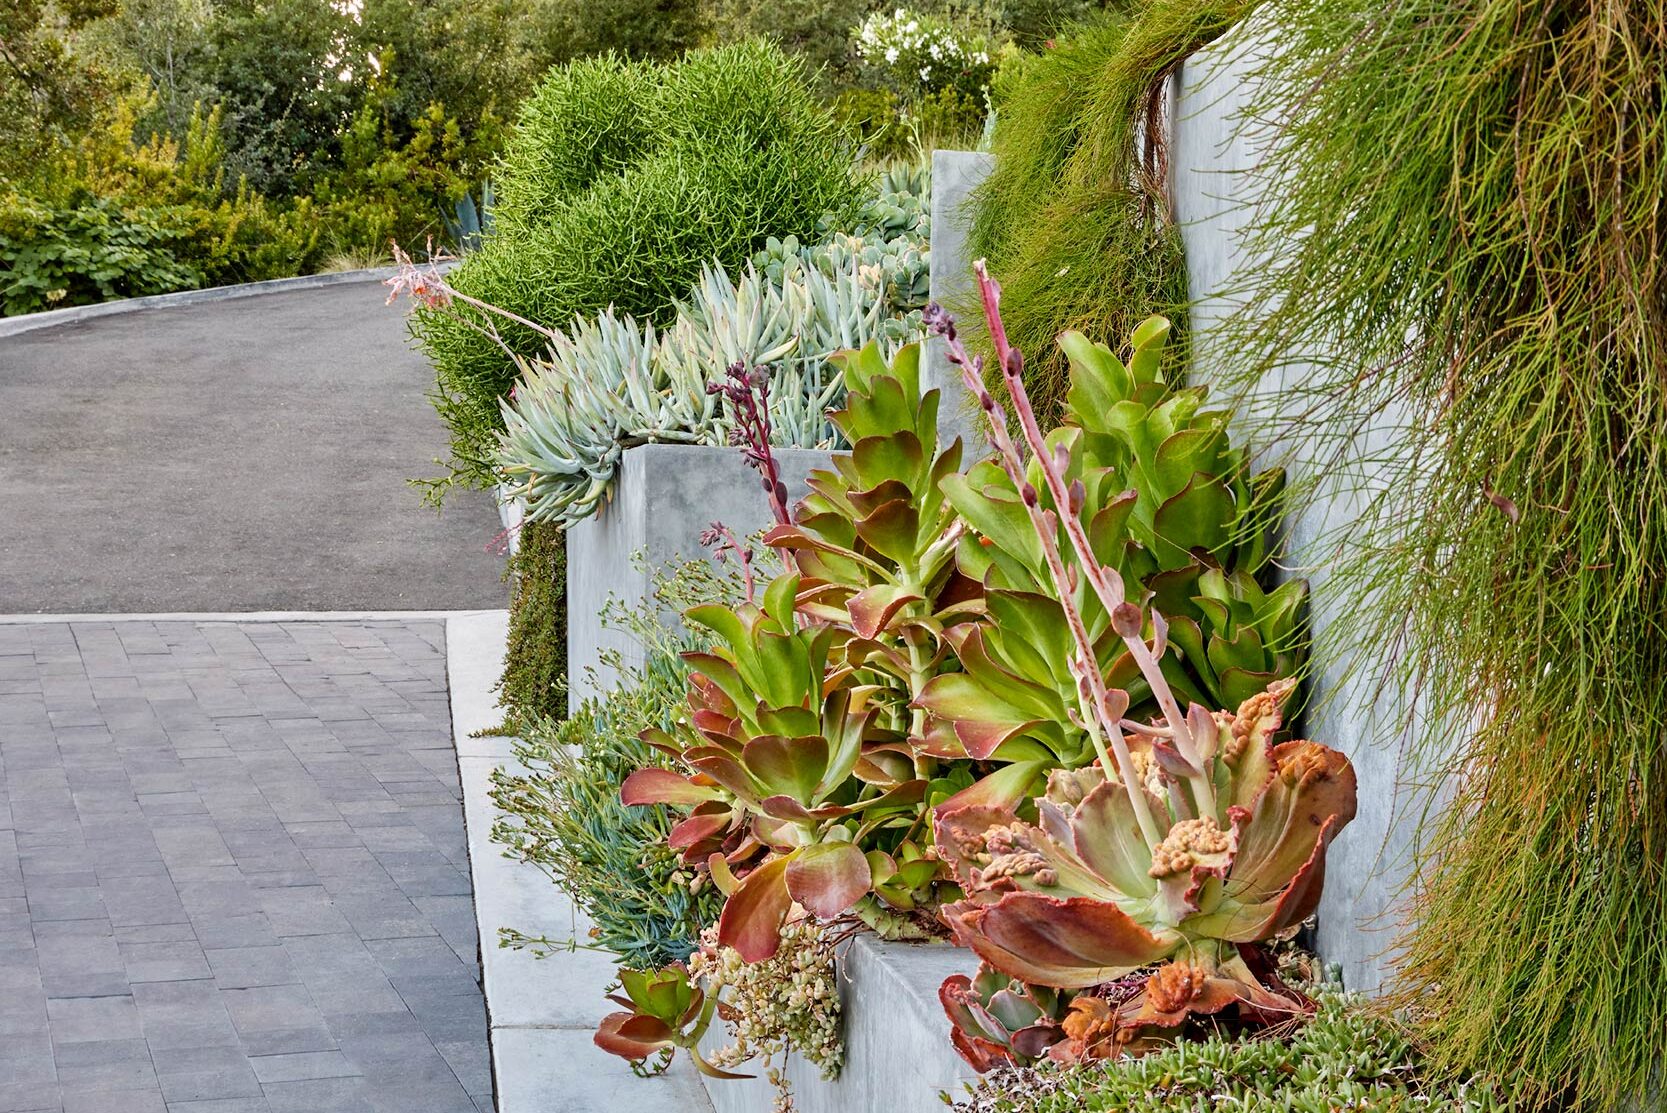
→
(854, 7, 997, 102)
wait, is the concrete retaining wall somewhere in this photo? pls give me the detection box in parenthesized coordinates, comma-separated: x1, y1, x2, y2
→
(1169, 25, 1425, 993)
(564, 444, 833, 710)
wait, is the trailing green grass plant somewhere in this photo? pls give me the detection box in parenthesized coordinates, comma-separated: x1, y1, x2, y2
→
(497, 518, 568, 729)
(1214, 2, 1667, 1107)
(970, 0, 1248, 418)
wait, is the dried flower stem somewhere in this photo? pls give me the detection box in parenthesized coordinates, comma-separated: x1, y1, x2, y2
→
(384, 243, 563, 364)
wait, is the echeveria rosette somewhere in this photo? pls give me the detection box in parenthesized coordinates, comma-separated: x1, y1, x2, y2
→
(933, 313, 1307, 738)
(939, 964, 1075, 1071)
(766, 342, 971, 716)
(933, 681, 1357, 1062)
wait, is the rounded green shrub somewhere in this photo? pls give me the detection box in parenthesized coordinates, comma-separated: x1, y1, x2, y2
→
(492, 54, 661, 232)
(414, 39, 864, 496)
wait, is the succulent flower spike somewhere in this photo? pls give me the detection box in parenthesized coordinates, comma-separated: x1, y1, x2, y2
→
(929, 266, 1354, 1069)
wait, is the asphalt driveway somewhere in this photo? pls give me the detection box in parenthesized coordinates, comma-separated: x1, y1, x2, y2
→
(0, 278, 505, 613)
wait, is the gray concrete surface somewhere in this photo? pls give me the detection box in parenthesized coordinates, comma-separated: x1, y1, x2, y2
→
(0, 617, 492, 1113)
(447, 610, 712, 1113)
(0, 278, 505, 614)
(1170, 23, 1429, 993)
(926, 149, 995, 450)
(565, 444, 832, 710)
(698, 936, 978, 1113)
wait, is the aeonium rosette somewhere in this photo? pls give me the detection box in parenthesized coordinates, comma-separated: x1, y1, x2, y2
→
(934, 679, 1357, 1064)
(922, 263, 1356, 1068)
(618, 570, 936, 964)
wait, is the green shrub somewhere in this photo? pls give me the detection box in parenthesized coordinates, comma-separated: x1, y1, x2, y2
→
(497, 518, 568, 728)
(312, 92, 485, 261)
(521, 0, 708, 63)
(491, 54, 659, 232)
(0, 192, 202, 314)
(412, 39, 864, 497)
(0, 97, 324, 315)
(490, 561, 741, 968)
(705, 0, 872, 90)
(950, 993, 1510, 1112)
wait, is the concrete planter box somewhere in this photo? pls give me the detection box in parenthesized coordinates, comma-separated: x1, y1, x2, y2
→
(565, 443, 835, 710)
(496, 483, 526, 558)
(698, 937, 979, 1113)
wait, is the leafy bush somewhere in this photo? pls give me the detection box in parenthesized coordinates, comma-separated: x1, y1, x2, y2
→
(412, 40, 865, 495)
(949, 993, 1509, 1112)
(497, 519, 568, 728)
(490, 562, 738, 969)
(522, 0, 708, 63)
(1, 97, 323, 315)
(186, 0, 365, 196)
(851, 5, 1003, 149)
(854, 6, 998, 101)
(706, 0, 873, 90)
(0, 193, 201, 315)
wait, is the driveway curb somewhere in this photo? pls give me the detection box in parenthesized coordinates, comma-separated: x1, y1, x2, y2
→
(0, 265, 427, 339)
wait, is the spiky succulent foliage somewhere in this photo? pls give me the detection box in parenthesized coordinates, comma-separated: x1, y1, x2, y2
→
(949, 991, 1509, 1113)
(968, 0, 1249, 419)
(495, 247, 926, 528)
(753, 161, 932, 315)
(409, 41, 866, 497)
(1208, 2, 1667, 1108)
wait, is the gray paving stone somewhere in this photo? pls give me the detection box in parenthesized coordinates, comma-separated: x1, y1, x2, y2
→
(150, 1047, 261, 1102)
(60, 1088, 166, 1113)
(0, 622, 489, 1112)
(50, 1037, 156, 1091)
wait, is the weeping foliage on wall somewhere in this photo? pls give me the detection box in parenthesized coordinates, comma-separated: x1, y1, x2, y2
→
(969, 0, 1249, 418)
(1222, 1, 1667, 1107)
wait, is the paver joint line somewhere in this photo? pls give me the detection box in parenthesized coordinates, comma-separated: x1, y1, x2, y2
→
(0, 618, 495, 1113)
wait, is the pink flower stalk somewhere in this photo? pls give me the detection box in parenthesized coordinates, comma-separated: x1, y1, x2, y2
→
(923, 263, 1218, 848)
(699, 521, 758, 603)
(707, 361, 791, 528)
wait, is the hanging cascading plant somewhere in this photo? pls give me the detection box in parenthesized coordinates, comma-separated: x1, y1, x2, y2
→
(1218, 1, 1667, 1107)
(968, 0, 1252, 419)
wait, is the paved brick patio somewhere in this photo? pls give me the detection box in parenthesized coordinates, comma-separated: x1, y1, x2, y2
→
(0, 619, 491, 1113)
